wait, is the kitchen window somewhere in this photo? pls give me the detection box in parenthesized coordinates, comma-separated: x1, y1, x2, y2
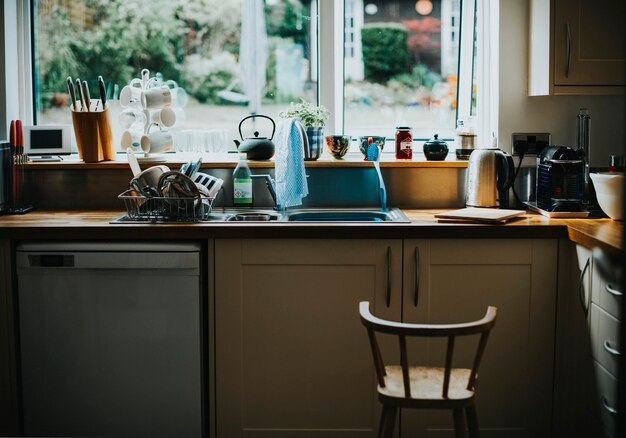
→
(15, 0, 489, 153)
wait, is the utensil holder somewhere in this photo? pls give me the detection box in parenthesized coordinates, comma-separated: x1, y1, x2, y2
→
(71, 108, 114, 162)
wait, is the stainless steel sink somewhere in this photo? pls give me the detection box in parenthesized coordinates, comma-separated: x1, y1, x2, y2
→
(112, 208, 410, 223)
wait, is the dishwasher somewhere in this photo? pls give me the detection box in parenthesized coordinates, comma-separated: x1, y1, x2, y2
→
(16, 242, 205, 438)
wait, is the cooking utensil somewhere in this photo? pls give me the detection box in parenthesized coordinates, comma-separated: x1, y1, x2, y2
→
(126, 148, 141, 177)
(234, 114, 276, 160)
(67, 77, 77, 111)
(75, 78, 85, 111)
(98, 76, 107, 110)
(82, 80, 91, 112)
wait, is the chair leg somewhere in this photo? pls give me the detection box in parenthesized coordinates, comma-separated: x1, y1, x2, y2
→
(465, 404, 480, 438)
(452, 408, 466, 438)
(382, 406, 397, 438)
(377, 405, 388, 438)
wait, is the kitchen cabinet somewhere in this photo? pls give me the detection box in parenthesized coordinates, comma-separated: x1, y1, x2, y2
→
(588, 252, 622, 438)
(214, 239, 402, 437)
(401, 239, 557, 437)
(214, 238, 559, 437)
(553, 242, 603, 437)
(529, 0, 626, 95)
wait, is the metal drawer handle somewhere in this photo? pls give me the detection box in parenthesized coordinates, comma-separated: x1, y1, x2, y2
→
(603, 340, 621, 356)
(386, 247, 391, 307)
(602, 398, 618, 415)
(606, 284, 623, 297)
(578, 258, 590, 316)
(566, 21, 572, 78)
(414, 247, 420, 307)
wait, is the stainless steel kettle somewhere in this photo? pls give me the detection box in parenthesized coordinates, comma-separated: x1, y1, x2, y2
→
(466, 148, 515, 208)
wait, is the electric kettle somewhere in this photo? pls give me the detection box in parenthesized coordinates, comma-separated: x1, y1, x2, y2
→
(466, 148, 515, 208)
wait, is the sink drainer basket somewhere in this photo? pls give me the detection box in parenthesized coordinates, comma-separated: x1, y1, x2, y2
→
(118, 189, 219, 222)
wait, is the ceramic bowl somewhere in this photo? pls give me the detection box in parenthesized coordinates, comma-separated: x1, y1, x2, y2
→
(325, 135, 351, 159)
(358, 136, 386, 158)
(590, 172, 624, 220)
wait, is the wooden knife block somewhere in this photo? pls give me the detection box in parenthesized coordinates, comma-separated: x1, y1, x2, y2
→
(71, 107, 114, 162)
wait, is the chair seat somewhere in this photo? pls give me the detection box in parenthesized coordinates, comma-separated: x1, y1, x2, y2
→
(378, 366, 475, 406)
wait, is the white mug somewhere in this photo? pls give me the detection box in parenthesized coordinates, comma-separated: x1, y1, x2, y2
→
(119, 84, 143, 108)
(121, 129, 143, 150)
(141, 130, 174, 154)
(141, 87, 172, 109)
(146, 107, 176, 128)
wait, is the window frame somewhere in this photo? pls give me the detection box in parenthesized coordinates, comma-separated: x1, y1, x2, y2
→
(3, 0, 34, 139)
(14, 0, 494, 150)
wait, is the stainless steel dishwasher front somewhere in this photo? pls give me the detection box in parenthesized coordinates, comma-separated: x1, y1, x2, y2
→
(16, 242, 204, 438)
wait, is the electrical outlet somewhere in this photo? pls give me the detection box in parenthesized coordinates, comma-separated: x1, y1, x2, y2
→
(512, 133, 551, 156)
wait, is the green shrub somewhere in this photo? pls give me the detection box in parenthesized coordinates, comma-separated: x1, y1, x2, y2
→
(392, 64, 442, 90)
(361, 23, 408, 83)
(182, 53, 239, 103)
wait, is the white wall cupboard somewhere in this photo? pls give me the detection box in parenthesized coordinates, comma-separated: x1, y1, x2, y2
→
(529, 0, 625, 95)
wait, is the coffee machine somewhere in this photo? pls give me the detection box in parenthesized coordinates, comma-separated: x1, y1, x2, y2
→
(536, 146, 585, 212)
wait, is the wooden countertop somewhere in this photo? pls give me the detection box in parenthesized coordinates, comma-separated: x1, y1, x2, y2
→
(0, 210, 621, 253)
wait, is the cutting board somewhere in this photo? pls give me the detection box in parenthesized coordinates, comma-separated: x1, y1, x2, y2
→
(434, 207, 527, 223)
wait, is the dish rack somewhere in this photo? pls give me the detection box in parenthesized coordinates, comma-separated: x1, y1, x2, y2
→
(118, 189, 218, 222)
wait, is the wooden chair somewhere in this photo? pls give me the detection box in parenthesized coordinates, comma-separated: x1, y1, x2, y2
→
(359, 301, 498, 438)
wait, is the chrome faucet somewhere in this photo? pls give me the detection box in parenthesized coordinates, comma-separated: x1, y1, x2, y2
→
(251, 174, 282, 211)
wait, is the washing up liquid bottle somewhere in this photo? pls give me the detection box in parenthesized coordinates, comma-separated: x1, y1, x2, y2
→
(233, 153, 253, 207)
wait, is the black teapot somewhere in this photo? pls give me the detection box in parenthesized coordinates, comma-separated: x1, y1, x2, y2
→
(233, 114, 276, 160)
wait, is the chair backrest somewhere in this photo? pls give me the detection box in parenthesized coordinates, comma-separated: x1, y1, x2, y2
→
(359, 301, 497, 399)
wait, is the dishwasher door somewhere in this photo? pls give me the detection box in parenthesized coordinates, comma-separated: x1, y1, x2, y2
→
(16, 242, 204, 438)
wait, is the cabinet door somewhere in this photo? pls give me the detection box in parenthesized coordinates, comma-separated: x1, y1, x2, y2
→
(215, 239, 402, 437)
(554, 0, 625, 86)
(401, 239, 557, 438)
(552, 241, 601, 437)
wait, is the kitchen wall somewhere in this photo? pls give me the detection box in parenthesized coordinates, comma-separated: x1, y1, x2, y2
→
(498, 0, 625, 167)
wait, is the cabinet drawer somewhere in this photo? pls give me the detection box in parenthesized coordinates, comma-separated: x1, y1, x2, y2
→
(590, 304, 621, 376)
(594, 362, 617, 438)
(591, 274, 622, 320)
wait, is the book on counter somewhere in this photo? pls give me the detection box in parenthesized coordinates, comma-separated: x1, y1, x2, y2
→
(434, 208, 527, 224)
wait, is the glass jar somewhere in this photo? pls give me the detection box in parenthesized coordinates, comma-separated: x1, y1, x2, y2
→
(395, 126, 412, 159)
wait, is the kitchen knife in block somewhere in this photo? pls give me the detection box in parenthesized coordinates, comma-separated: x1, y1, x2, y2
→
(71, 107, 114, 162)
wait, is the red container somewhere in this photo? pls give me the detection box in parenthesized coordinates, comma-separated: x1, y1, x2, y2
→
(395, 126, 412, 159)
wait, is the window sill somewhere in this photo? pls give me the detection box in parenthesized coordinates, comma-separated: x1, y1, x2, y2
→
(24, 152, 469, 170)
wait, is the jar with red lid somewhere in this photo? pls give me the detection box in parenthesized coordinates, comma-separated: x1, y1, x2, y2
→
(395, 126, 412, 159)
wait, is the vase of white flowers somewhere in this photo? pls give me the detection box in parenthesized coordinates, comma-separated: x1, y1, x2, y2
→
(280, 99, 330, 161)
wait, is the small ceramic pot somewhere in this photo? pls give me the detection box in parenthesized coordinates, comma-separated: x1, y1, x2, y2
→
(358, 136, 386, 158)
(423, 134, 449, 161)
(325, 135, 351, 159)
(305, 126, 324, 161)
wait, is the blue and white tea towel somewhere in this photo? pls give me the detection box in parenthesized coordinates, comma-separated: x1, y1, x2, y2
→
(274, 118, 308, 208)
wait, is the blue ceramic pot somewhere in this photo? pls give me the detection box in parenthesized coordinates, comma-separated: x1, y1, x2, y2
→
(305, 126, 324, 161)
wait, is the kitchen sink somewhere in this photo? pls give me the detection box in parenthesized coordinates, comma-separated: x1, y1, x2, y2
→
(112, 208, 410, 223)
(285, 208, 410, 222)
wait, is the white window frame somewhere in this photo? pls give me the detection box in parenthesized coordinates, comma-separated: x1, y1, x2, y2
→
(457, 0, 499, 147)
(12, 0, 495, 150)
(320, 0, 495, 147)
(3, 0, 33, 139)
